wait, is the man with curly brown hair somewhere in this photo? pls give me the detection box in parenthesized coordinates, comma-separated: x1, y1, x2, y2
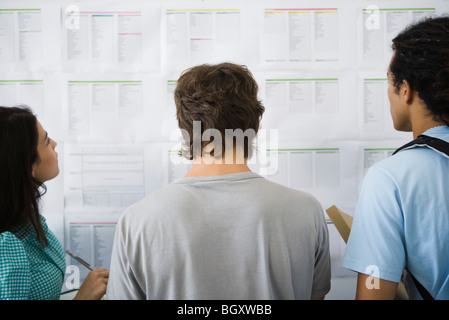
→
(107, 63, 331, 300)
(343, 16, 449, 300)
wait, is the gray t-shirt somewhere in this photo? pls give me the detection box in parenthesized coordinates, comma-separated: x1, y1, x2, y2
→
(107, 172, 331, 300)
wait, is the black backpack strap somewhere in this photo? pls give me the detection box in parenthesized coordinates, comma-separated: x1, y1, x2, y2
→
(393, 134, 449, 158)
(406, 269, 434, 300)
(393, 134, 449, 300)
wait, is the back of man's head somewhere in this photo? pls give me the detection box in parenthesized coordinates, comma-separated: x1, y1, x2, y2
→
(390, 16, 449, 125)
(174, 63, 265, 161)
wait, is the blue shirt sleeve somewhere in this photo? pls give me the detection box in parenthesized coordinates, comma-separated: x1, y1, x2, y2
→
(0, 232, 31, 300)
(342, 165, 406, 283)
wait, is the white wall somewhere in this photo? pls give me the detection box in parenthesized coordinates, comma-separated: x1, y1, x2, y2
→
(2, 0, 447, 299)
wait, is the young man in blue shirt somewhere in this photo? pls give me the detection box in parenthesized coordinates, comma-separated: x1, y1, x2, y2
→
(343, 16, 449, 300)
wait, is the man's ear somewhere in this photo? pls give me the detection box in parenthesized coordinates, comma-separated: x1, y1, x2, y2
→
(400, 79, 414, 104)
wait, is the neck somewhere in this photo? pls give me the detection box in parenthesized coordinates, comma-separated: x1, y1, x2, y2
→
(406, 94, 447, 139)
(411, 111, 446, 139)
(184, 155, 251, 177)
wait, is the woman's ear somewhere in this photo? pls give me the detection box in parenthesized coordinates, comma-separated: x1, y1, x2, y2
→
(31, 163, 36, 178)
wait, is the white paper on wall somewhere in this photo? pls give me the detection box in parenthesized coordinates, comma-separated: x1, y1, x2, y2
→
(60, 2, 160, 72)
(0, 0, 447, 281)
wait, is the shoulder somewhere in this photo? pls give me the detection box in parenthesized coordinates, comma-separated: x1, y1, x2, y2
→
(366, 144, 446, 187)
(0, 232, 31, 299)
(0, 232, 29, 273)
(116, 185, 177, 226)
(0, 231, 26, 253)
(259, 177, 323, 210)
(250, 178, 326, 228)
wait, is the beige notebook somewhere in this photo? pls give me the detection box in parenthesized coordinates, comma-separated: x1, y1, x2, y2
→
(325, 205, 353, 243)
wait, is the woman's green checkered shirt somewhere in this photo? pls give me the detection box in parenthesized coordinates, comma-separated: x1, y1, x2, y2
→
(0, 216, 66, 300)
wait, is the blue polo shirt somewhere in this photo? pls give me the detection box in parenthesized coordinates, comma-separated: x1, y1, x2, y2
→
(343, 126, 449, 300)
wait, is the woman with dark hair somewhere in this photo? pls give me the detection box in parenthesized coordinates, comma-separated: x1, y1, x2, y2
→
(0, 106, 108, 300)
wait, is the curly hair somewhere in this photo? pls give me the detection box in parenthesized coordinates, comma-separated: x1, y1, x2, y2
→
(174, 63, 265, 160)
(390, 15, 449, 125)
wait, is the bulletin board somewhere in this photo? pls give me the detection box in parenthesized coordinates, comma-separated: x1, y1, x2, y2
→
(1, 0, 447, 281)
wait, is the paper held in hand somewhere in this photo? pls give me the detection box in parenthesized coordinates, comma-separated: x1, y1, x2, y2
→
(325, 205, 353, 243)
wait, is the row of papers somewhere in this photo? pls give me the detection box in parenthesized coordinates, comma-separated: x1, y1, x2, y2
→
(3, 0, 447, 280)
(60, 142, 400, 211)
(0, 3, 444, 71)
(0, 73, 409, 142)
